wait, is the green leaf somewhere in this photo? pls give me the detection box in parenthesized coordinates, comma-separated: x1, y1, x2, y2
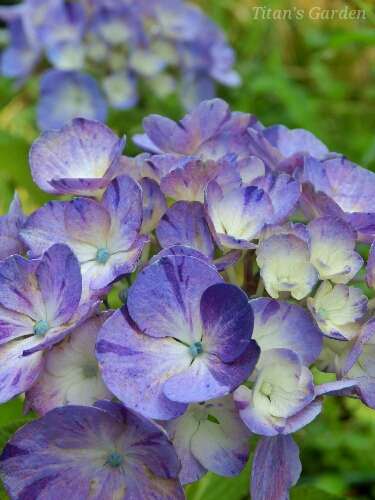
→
(290, 485, 345, 500)
(0, 417, 36, 453)
(0, 130, 52, 205)
(185, 461, 250, 500)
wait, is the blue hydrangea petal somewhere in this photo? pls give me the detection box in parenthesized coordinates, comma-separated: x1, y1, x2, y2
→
(127, 254, 222, 344)
(37, 70, 107, 131)
(156, 201, 214, 259)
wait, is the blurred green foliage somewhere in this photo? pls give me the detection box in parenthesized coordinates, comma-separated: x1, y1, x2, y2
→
(0, 0, 375, 499)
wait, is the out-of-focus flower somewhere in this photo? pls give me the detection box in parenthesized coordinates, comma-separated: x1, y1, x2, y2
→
(0, 0, 241, 129)
(0, 400, 186, 500)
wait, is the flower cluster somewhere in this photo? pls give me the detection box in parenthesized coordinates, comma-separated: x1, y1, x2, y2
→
(0, 0, 240, 129)
(0, 98, 374, 499)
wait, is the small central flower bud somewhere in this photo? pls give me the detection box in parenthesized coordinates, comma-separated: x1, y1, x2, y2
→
(107, 452, 122, 468)
(260, 382, 272, 396)
(83, 363, 97, 378)
(190, 341, 203, 357)
(96, 247, 109, 262)
(33, 319, 49, 336)
(318, 308, 328, 320)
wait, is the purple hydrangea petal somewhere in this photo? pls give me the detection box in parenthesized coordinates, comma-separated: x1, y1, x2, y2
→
(127, 254, 222, 343)
(236, 156, 266, 184)
(122, 459, 185, 500)
(345, 212, 375, 244)
(0, 404, 183, 500)
(132, 133, 165, 155)
(96, 307, 189, 420)
(160, 158, 241, 203)
(200, 283, 254, 362)
(250, 434, 301, 500)
(247, 128, 284, 171)
(282, 398, 323, 435)
(251, 172, 301, 224)
(30, 117, 123, 195)
(263, 125, 329, 158)
(0, 255, 43, 319)
(49, 177, 111, 197)
(250, 298, 322, 367)
(164, 405, 206, 484)
(0, 304, 34, 344)
(213, 250, 242, 271)
(315, 379, 359, 397)
(101, 174, 143, 253)
(37, 70, 107, 131)
(190, 395, 250, 478)
(163, 341, 260, 403)
(146, 154, 193, 180)
(0, 336, 45, 404)
(89, 234, 149, 290)
(26, 313, 113, 415)
(161, 99, 231, 155)
(367, 240, 375, 289)
(323, 157, 375, 213)
(139, 177, 167, 234)
(64, 198, 111, 248)
(299, 181, 349, 222)
(149, 245, 215, 268)
(0, 237, 23, 262)
(156, 201, 214, 259)
(20, 200, 71, 259)
(36, 243, 82, 326)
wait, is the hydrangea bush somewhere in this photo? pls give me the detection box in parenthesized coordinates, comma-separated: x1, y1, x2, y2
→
(0, 98, 374, 499)
(0, 0, 240, 130)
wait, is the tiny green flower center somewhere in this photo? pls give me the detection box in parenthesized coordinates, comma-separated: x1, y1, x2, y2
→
(33, 319, 49, 336)
(190, 342, 203, 357)
(318, 308, 328, 320)
(260, 382, 272, 397)
(278, 277, 289, 283)
(96, 247, 109, 262)
(107, 452, 122, 468)
(83, 363, 97, 378)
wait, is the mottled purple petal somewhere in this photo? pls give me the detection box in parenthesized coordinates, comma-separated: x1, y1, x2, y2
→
(20, 200, 73, 259)
(36, 243, 82, 326)
(251, 172, 301, 223)
(264, 125, 329, 158)
(139, 177, 167, 233)
(163, 341, 260, 403)
(0, 336, 44, 404)
(65, 198, 110, 247)
(0, 255, 43, 319)
(201, 283, 254, 361)
(160, 158, 241, 203)
(299, 181, 349, 222)
(367, 240, 375, 289)
(250, 298, 322, 367)
(156, 201, 214, 259)
(213, 250, 242, 271)
(236, 156, 265, 184)
(101, 174, 143, 253)
(250, 434, 301, 500)
(89, 234, 149, 290)
(127, 254, 222, 344)
(96, 307, 189, 420)
(149, 245, 215, 268)
(30, 117, 123, 194)
(49, 177, 111, 197)
(247, 128, 284, 171)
